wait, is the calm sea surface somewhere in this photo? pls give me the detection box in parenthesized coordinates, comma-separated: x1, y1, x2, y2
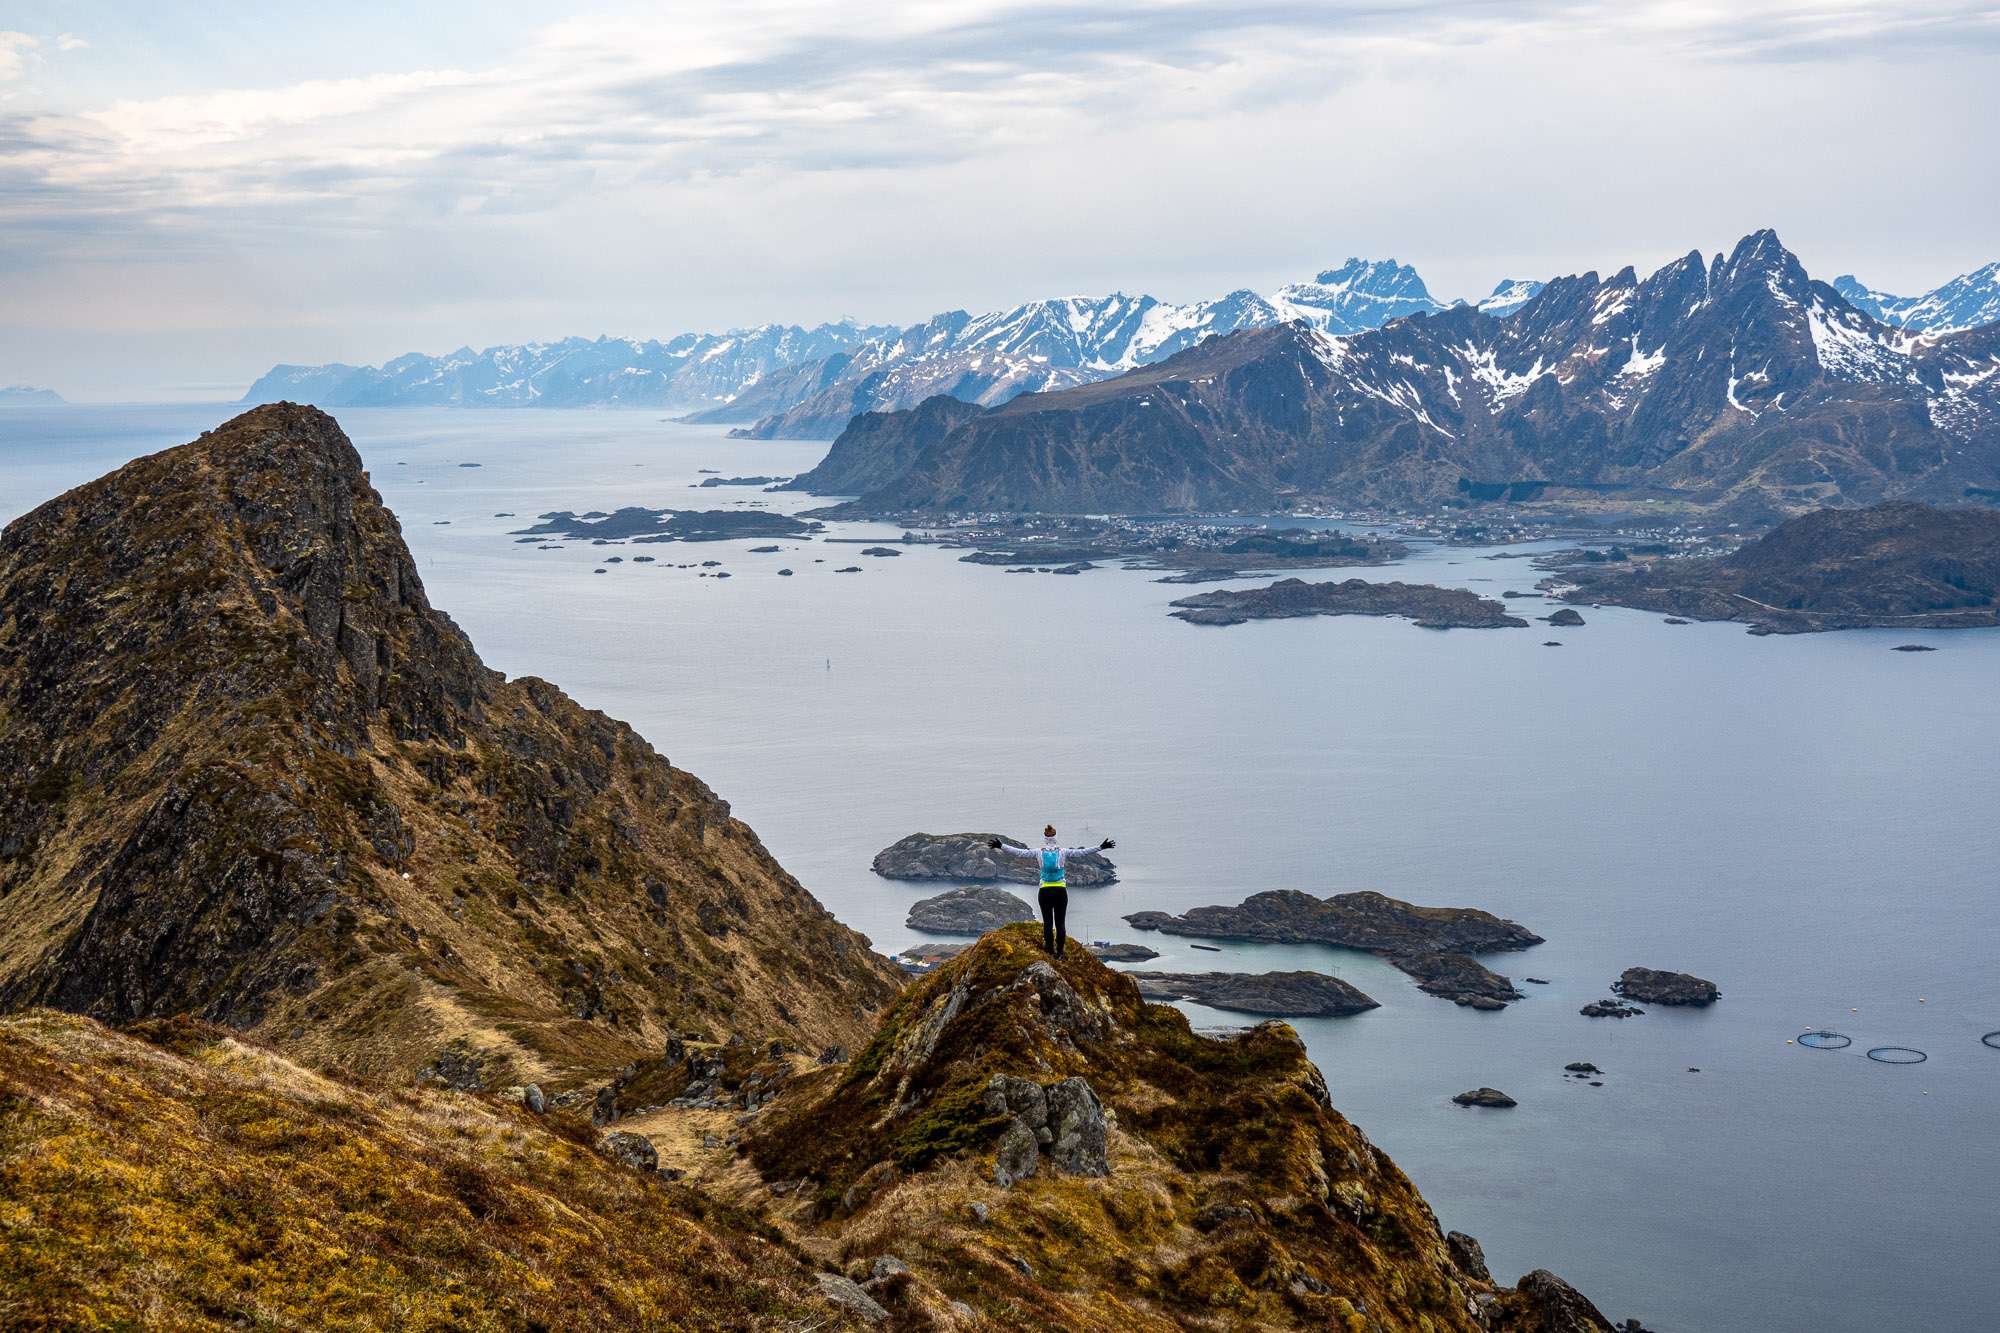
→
(5, 404, 1997, 1332)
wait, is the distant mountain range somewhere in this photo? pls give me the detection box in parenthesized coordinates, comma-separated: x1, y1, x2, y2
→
(242, 322, 898, 412)
(243, 250, 1998, 459)
(241, 260, 1539, 432)
(0, 385, 63, 407)
(795, 231, 2000, 521)
(1833, 263, 2000, 334)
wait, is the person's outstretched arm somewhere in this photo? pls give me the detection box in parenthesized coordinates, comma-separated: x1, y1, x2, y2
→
(1064, 838, 1115, 855)
(989, 838, 1038, 858)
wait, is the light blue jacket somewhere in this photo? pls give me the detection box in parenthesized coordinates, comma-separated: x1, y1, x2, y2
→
(999, 838, 1096, 886)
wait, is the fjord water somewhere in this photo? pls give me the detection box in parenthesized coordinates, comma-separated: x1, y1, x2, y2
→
(6, 406, 1997, 1332)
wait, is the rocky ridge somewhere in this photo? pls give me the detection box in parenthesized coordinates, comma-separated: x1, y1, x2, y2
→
(0, 405, 900, 1085)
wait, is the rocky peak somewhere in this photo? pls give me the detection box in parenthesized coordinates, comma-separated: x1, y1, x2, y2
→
(0, 405, 899, 1078)
(745, 922, 1614, 1329)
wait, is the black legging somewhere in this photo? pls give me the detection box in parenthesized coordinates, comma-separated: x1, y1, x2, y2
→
(1038, 885, 1068, 957)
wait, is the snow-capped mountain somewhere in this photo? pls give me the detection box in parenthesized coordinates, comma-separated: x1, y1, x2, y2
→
(240, 323, 897, 410)
(1267, 258, 1448, 333)
(719, 261, 1458, 437)
(1475, 280, 1545, 316)
(807, 231, 2000, 519)
(709, 288, 1288, 438)
(1834, 263, 2000, 335)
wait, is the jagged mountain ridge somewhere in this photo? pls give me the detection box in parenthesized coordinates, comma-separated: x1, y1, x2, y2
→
(242, 260, 1473, 434)
(1835, 262, 2000, 335)
(241, 322, 898, 410)
(715, 264, 1452, 438)
(804, 230, 2000, 518)
(0, 404, 900, 1084)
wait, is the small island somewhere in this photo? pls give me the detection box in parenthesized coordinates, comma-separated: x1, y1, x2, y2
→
(512, 507, 821, 543)
(1129, 970, 1379, 1018)
(905, 886, 1035, 934)
(873, 833, 1117, 887)
(1612, 967, 1719, 1006)
(1169, 578, 1530, 629)
(1126, 889, 1541, 1007)
(0, 385, 65, 407)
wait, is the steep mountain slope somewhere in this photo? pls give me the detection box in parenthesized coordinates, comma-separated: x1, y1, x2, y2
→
(742, 925, 1617, 1330)
(0, 1010, 840, 1330)
(0, 404, 899, 1085)
(241, 322, 897, 411)
(816, 231, 2000, 518)
(1557, 500, 2000, 631)
(1834, 263, 2000, 335)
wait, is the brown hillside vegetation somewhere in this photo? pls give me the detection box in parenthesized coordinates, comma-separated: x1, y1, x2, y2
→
(0, 1010, 840, 1331)
(741, 924, 1612, 1331)
(0, 404, 900, 1086)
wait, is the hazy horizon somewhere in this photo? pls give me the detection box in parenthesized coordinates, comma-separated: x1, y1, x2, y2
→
(4, 1, 1998, 401)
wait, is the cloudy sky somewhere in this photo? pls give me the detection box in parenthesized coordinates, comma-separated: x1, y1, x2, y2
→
(3, 0, 1996, 400)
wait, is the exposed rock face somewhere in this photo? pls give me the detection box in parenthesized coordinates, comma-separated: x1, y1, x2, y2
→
(1452, 1088, 1518, 1108)
(0, 405, 899, 1082)
(1544, 608, 1586, 627)
(1171, 578, 1530, 629)
(746, 923, 1612, 1330)
(1447, 1231, 1491, 1283)
(1559, 502, 2000, 632)
(1514, 1269, 1619, 1332)
(1581, 999, 1645, 1019)
(814, 1272, 890, 1324)
(1613, 968, 1720, 1006)
(905, 886, 1036, 934)
(1130, 970, 1380, 1017)
(600, 1130, 660, 1171)
(873, 832, 1116, 886)
(1127, 889, 1541, 954)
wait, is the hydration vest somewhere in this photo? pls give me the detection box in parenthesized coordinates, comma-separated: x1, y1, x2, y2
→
(1039, 847, 1064, 885)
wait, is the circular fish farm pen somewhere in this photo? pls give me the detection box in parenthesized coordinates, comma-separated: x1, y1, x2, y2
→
(1796, 1030, 1852, 1050)
(1983, 1032, 2000, 1050)
(1864, 1046, 1927, 1065)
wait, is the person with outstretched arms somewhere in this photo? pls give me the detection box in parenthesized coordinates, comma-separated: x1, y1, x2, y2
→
(990, 824, 1115, 959)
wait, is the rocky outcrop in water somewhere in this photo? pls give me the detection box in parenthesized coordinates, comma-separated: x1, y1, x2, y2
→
(1127, 890, 1539, 1007)
(1386, 952, 1523, 1007)
(1129, 970, 1380, 1017)
(873, 832, 1116, 886)
(1170, 578, 1530, 629)
(905, 886, 1036, 934)
(1126, 889, 1542, 954)
(1612, 968, 1719, 1006)
(1452, 1087, 1517, 1108)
